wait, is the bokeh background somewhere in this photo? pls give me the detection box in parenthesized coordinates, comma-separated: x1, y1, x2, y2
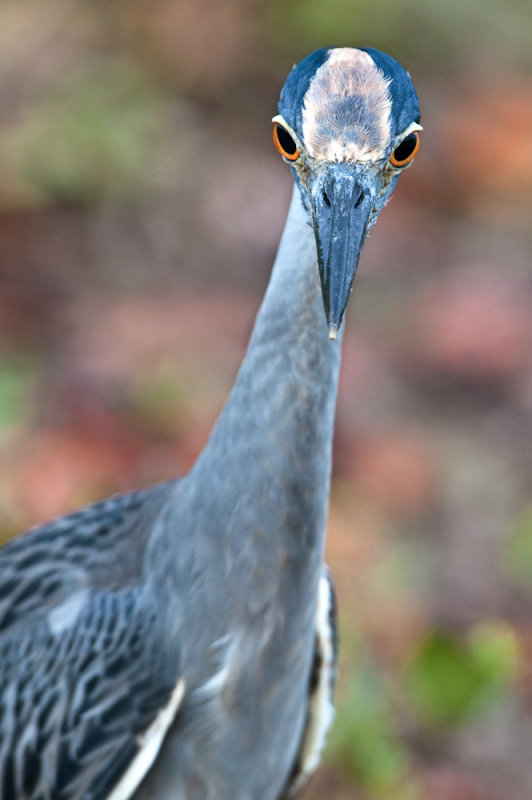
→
(0, 1, 531, 798)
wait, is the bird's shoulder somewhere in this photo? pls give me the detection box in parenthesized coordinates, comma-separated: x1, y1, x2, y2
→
(0, 481, 173, 640)
(0, 585, 185, 800)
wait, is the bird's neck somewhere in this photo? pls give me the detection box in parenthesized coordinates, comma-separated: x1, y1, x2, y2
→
(187, 186, 342, 557)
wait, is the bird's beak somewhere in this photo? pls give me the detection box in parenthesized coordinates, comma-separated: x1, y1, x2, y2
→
(309, 163, 378, 339)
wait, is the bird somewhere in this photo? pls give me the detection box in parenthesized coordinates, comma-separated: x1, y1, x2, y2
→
(0, 46, 420, 800)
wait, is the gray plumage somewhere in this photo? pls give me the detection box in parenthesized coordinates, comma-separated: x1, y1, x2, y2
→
(0, 47, 420, 800)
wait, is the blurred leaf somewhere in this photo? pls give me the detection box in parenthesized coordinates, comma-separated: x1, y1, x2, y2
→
(469, 621, 518, 691)
(0, 361, 33, 434)
(8, 60, 168, 203)
(328, 652, 417, 799)
(503, 507, 532, 588)
(403, 624, 516, 728)
(404, 631, 476, 726)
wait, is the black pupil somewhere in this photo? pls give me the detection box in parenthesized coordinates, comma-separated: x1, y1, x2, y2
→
(277, 125, 297, 156)
(393, 132, 417, 162)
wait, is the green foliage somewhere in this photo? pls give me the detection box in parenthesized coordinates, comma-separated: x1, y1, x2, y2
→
(503, 507, 532, 588)
(327, 650, 417, 799)
(9, 60, 167, 203)
(0, 361, 34, 434)
(403, 623, 517, 728)
(328, 624, 516, 799)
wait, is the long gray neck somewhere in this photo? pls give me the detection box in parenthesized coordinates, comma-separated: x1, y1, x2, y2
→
(185, 186, 343, 558)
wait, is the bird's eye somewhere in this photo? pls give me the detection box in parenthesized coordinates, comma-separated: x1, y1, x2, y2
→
(390, 130, 420, 168)
(273, 122, 300, 162)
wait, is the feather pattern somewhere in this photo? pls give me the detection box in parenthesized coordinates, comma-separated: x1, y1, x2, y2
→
(0, 483, 181, 800)
(0, 483, 171, 638)
(0, 583, 182, 800)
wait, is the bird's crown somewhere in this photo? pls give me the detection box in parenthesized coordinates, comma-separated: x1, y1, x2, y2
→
(275, 47, 421, 165)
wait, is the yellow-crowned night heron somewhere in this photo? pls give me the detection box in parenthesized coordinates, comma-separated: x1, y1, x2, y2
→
(0, 47, 420, 800)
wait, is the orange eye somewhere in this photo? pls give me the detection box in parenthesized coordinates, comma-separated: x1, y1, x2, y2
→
(273, 122, 300, 162)
(390, 130, 420, 168)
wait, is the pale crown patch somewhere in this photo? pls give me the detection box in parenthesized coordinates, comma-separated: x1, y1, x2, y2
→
(302, 48, 392, 162)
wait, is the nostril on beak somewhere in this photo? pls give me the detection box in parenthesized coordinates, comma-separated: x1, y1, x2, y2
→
(317, 172, 366, 212)
(353, 188, 364, 209)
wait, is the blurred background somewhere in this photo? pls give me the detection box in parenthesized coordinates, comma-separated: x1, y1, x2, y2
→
(0, 1, 531, 797)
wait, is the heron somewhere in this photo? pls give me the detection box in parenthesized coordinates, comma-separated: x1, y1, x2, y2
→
(0, 46, 420, 799)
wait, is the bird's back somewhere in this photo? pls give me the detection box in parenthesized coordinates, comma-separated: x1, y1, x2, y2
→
(0, 481, 171, 642)
(0, 482, 185, 800)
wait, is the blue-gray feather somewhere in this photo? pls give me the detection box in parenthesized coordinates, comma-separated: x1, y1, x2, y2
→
(278, 47, 331, 139)
(360, 47, 421, 135)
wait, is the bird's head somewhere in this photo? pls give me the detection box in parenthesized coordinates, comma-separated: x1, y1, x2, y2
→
(273, 47, 421, 338)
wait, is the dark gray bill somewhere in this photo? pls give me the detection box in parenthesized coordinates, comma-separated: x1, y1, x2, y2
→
(310, 164, 375, 338)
